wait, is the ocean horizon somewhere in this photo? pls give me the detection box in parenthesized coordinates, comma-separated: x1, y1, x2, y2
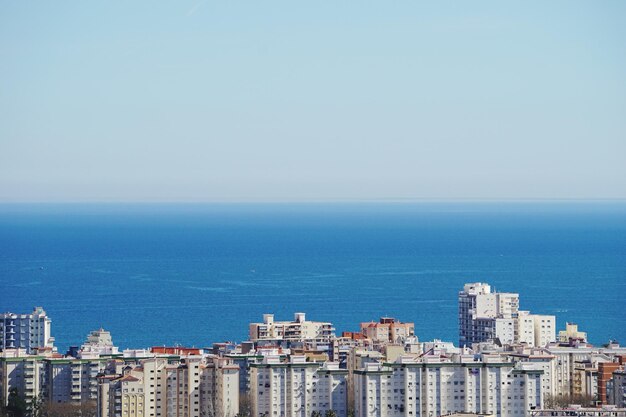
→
(1, 201, 625, 351)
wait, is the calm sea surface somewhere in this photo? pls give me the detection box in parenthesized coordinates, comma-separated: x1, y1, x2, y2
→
(0, 202, 624, 351)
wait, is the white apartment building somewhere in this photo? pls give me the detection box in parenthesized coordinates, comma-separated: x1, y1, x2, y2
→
(0, 307, 55, 353)
(459, 283, 555, 348)
(505, 351, 558, 399)
(249, 313, 335, 343)
(250, 356, 348, 417)
(353, 355, 544, 417)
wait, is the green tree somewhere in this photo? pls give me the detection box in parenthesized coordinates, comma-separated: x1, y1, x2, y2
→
(236, 392, 253, 417)
(325, 411, 337, 417)
(6, 388, 27, 417)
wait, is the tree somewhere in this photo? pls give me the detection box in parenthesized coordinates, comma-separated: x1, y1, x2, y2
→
(325, 411, 337, 417)
(544, 393, 595, 409)
(36, 401, 97, 417)
(236, 392, 253, 417)
(6, 388, 27, 417)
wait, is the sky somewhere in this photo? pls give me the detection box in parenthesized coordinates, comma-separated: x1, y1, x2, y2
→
(0, 1, 625, 202)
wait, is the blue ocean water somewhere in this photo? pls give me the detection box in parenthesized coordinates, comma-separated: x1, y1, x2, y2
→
(0, 202, 624, 351)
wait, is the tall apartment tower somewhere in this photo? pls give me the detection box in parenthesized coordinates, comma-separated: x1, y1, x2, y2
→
(0, 307, 55, 353)
(459, 283, 555, 347)
(458, 283, 520, 347)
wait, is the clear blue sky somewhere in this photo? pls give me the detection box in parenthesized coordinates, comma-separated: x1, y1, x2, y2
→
(1, 1, 624, 202)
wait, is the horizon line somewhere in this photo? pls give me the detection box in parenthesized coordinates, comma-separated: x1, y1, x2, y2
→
(1, 197, 626, 205)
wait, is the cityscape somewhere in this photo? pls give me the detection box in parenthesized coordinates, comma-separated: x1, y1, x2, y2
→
(1, 283, 625, 417)
(2, 1, 625, 417)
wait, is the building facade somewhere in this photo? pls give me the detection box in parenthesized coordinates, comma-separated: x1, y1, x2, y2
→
(459, 283, 555, 348)
(0, 307, 55, 354)
(354, 355, 544, 417)
(249, 313, 335, 343)
(250, 356, 348, 417)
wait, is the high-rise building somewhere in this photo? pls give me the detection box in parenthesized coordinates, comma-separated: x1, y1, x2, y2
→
(353, 355, 544, 417)
(97, 355, 240, 417)
(0, 307, 55, 354)
(0, 349, 46, 409)
(249, 355, 348, 417)
(459, 283, 555, 347)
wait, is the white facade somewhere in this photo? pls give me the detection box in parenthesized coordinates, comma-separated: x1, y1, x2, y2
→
(494, 318, 516, 345)
(353, 355, 543, 417)
(250, 356, 348, 417)
(79, 328, 120, 358)
(249, 313, 335, 342)
(459, 283, 554, 348)
(0, 307, 55, 354)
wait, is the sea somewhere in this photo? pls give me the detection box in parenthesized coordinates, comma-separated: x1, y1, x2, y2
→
(0, 201, 624, 352)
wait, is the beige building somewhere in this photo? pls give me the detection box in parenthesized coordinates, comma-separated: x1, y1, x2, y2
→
(46, 356, 108, 403)
(0, 350, 46, 409)
(249, 313, 335, 342)
(516, 312, 556, 348)
(98, 355, 239, 417)
(558, 323, 588, 344)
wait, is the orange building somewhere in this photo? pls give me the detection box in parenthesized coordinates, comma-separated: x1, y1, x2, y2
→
(359, 317, 415, 343)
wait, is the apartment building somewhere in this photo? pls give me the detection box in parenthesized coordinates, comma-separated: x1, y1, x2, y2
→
(46, 357, 108, 403)
(249, 355, 348, 417)
(249, 313, 335, 343)
(610, 369, 626, 407)
(532, 315, 556, 348)
(353, 354, 544, 417)
(98, 355, 239, 417)
(459, 283, 555, 348)
(360, 318, 415, 343)
(0, 307, 55, 354)
(0, 349, 46, 408)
